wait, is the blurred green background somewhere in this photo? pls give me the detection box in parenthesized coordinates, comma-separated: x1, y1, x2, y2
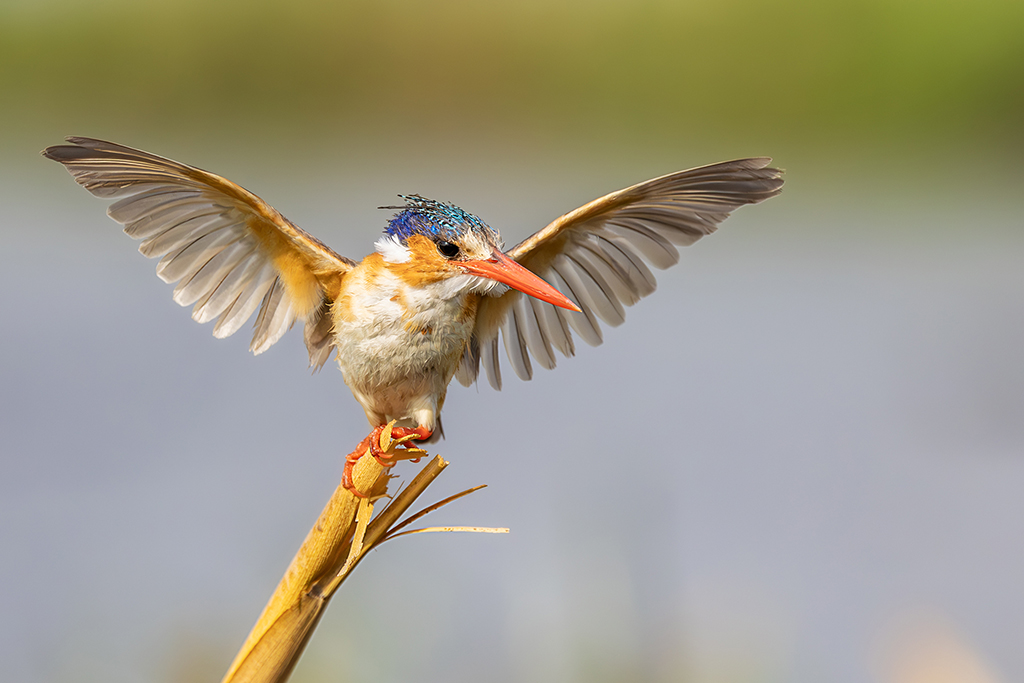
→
(3, 2, 1024, 683)
(3, 0, 1023, 169)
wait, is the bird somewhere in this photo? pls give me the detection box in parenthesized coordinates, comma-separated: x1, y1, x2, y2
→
(43, 136, 783, 495)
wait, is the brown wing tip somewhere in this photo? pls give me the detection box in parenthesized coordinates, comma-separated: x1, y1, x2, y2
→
(41, 136, 92, 163)
(40, 144, 69, 162)
(42, 136, 156, 165)
(737, 156, 784, 174)
(41, 144, 99, 165)
(738, 157, 785, 198)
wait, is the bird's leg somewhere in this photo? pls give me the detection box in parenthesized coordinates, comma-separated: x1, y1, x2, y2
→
(366, 425, 432, 465)
(342, 424, 433, 497)
(342, 431, 377, 496)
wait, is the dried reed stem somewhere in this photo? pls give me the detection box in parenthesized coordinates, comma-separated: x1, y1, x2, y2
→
(220, 428, 450, 683)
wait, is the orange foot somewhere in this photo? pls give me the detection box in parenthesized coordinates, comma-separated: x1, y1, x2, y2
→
(342, 425, 433, 497)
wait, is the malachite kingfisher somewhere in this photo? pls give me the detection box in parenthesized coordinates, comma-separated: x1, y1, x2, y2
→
(44, 137, 783, 495)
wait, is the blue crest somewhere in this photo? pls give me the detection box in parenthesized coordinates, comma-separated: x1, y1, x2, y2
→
(382, 195, 497, 245)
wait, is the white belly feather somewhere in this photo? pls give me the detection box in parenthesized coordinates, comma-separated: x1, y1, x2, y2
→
(332, 269, 477, 430)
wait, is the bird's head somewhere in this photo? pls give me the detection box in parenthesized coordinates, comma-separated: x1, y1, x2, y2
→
(375, 195, 579, 311)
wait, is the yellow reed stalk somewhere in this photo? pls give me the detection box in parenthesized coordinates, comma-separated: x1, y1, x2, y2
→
(220, 424, 502, 683)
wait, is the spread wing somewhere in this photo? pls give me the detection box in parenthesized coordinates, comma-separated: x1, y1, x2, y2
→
(456, 157, 784, 389)
(43, 137, 355, 369)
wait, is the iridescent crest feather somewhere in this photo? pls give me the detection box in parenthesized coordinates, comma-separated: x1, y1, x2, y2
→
(382, 194, 499, 246)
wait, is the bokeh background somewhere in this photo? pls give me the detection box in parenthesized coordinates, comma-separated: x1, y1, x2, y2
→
(2, 1, 1023, 682)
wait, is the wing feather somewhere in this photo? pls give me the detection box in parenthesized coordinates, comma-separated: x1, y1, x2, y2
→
(549, 262, 604, 346)
(303, 300, 336, 372)
(501, 307, 533, 381)
(213, 263, 278, 339)
(175, 241, 257, 308)
(467, 157, 783, 389)
(114, 191, 208, 234)
(528, 296, 561, 368)
(44, 137, 354, 369)
(603, 219, 680, 268)
(564, 253, 626, 327)
(252, 278, 296, 355)
(192, 250, 263, 324)
(137, 212, 231, 257)
(601, 236, 658, 297)
(575, 240, 640, 307)
(482, 335, 503, 390)
(510, 295, 554, 373)
(162, 228, 243, 287)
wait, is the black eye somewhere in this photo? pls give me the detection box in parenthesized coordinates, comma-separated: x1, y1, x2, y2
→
(436, 241, 460, 259)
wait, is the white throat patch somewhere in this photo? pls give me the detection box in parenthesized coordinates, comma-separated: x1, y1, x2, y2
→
(374, 234, 412, 263)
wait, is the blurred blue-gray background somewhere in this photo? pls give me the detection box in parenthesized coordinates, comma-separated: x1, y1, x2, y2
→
(2, 1, 1023, 682)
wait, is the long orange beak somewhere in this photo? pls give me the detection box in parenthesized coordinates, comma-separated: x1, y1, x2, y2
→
(462, 250, 581, 312)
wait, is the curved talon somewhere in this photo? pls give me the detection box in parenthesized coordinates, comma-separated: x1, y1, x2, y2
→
(341, 424, 433, 498)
